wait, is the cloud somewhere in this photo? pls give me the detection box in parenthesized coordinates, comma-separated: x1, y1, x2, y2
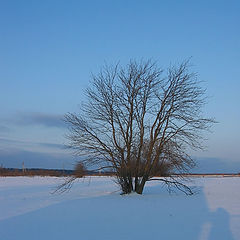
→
(0, 138, 25, 146)
(0, 137, 66, 152)
(193, 157, 240, 174)
(0, 149, 75, 169)
(38, 142, 66, 149)
(0, 125, 11, 133)
(14, 112, 66, 128)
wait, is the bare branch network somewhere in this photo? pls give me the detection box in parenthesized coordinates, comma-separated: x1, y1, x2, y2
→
(64, 59, 215, 194)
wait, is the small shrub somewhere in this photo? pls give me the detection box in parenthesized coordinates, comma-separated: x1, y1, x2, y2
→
(74, 162, 86, 178)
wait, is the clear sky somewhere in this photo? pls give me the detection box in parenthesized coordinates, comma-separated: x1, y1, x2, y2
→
(0, 0, 239, 171)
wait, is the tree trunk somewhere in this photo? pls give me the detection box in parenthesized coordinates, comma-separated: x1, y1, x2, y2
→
(119, 176, 133, 194)
(135, 177, 147, 194)
(134, 177, 139, 192)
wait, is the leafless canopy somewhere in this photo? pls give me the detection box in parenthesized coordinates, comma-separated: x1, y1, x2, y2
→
(64, 60, 215, 194)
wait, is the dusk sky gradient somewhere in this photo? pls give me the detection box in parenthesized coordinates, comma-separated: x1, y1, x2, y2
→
(0, 0, 239, 171)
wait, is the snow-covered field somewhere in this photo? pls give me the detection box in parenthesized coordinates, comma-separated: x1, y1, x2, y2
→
(0, 176, 239, 240)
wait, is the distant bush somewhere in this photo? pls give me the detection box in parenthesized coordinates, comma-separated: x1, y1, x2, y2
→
(74, 162, 86, 178)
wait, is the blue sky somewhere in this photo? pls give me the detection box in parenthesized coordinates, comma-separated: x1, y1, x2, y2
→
(0, 0, 239, 171)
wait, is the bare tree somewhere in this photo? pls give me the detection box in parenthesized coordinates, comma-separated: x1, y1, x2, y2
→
(64, 60, 215, 194)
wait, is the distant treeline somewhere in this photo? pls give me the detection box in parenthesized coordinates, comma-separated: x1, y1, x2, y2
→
(0, 167, 239, 177)
(0, 167, 114, 177)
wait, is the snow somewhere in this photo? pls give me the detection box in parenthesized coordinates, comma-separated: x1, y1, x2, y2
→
(0, 176, 239, 240)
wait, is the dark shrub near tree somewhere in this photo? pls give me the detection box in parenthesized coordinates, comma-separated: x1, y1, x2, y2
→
(74, 162, 86, 178)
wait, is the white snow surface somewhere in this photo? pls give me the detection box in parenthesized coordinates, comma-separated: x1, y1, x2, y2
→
(0, 176, 239, 240)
